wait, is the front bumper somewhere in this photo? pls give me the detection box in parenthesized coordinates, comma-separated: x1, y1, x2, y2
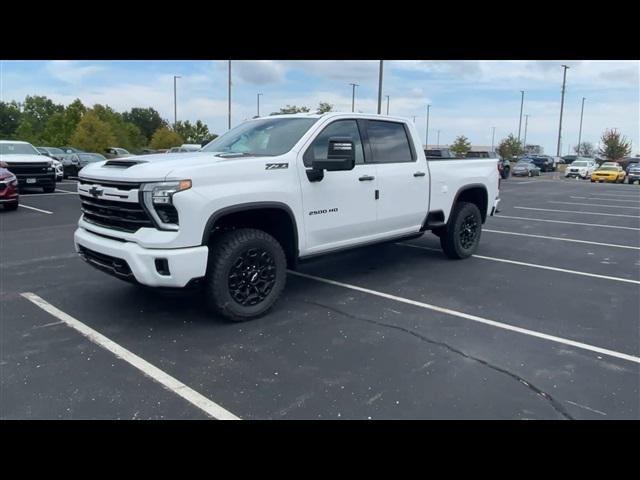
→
(591, 175, 618, 182)
(565, 171, 587, 178)
(74, 227, 209, 287)
(16, 174, 56, 187)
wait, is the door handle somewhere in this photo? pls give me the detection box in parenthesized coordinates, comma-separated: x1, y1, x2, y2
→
(358, 175, 375, 181)
(413, 171, 426, 177)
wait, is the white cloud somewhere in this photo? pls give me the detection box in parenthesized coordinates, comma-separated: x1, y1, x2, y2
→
(45, 61, 106, 84)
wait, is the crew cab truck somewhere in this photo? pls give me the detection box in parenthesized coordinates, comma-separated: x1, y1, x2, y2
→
(74, 113, 500, 321)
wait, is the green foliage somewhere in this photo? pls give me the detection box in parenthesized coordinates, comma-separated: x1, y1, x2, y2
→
(69, 111, 117, 153)
(123, 107, 167, 142)
(497, 134, 524, 161)
(270, 105, 311, 115)
(317, 102, 333, 113)
(149, 127, 184, 150)
(21, 95, 64, 137)
(174, 120, 216, 144)
(14, 120, 39, 144)
(91, 104, 145, 152)
(449, 135, 472, 158)
(598, 129, 631, 161)
(0, 101, 22, 137)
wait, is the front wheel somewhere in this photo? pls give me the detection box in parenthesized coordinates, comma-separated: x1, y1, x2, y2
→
(205, 228, 287, 322)
(440, 202, 482, 259)
(4, 200, 19, 211)
(43, 184, 55, 193)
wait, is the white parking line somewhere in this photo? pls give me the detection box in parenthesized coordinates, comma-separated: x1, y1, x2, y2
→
(585, 192, 640, 198)
(514, 206, 640, 219)
(549, 201, 640, 209)
(570, 196, 640, 203)
(288, 271, 640, 364)
(18, 204, 53, 214)
(397, 243, 640, 285)
(494, 215, 640, 231)
(483, 229, 640, 250)
(20, 292, 240, 421)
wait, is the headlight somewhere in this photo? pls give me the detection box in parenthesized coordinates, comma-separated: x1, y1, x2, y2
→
(141, 180, 191, 230)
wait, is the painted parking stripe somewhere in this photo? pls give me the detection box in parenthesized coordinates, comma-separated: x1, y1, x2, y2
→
(397, 243, 640, 285)
(288, 272, 640, 365)
(585, 192, 640, 198)
(514, 206, 640, 219)
(549, 201, 640, 209)
(18, 204, 53, 214)
(493, 215, 640, 231)
(570, 196, 640, 203)
(483, 229, 640, 250)
(20, 292, 240, 421)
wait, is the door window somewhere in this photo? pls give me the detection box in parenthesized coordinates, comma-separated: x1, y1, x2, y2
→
(303, 120, 365, 167)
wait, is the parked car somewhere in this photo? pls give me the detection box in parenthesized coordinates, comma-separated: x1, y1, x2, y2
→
(424, 148, 455, 158)
(166, 147, 191, 153)
(59, 146, 85, 154)
(562, 155, 578, 164)
(74, 112, 501, 321)
(551, 156, 564, 166)
(36, 146, 67, 161)
(527, 155, 555, 172)
(512, 160, 541, 177)
(590, 165, 626, 183)
(64, 152, 107, 177)
(0, 163, 19, 210)
(104, 147, 133, 159)
(181, 144, 202, 152)
(140, 149, 158, 155)
(0, 140, 57, 192)
(626, 163, 640, 184)
(565, 159, 596, 179)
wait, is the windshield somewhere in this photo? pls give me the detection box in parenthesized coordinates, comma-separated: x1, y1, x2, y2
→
(0, 142, 40, 156)
(47, 147, 65, 154)
(598, 166, 618, 171)
(79, 153, 105, 162)
(202, 117, 318, 157)
(515, 161, 531, 167)
(572, 161, 588, 167)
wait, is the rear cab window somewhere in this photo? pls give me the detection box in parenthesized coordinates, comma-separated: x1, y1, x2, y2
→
(365, 120, 415, 163)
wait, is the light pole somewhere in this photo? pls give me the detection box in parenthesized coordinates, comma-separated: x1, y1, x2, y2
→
(523, 114, 529, 152)
(257, 93, 263, 117)
(425, 104, 431, 148)
(349, 83, 359, 112)
(517, 90, 525, 142)
(556, 64, 570, 156)
(228, 60, 232, 130)
(436, 130, 441, 147)
(385, 95, 390, 115)
(491, 126, 496, 152)
(577, 96, 586, 155)
(173, 75, 181, 129)
(377, 60, 384, 114)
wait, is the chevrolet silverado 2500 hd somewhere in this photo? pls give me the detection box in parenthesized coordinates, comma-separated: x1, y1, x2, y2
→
(74, 113, 500, 321)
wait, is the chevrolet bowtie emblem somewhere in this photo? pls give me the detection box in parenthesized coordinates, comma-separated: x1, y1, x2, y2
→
(88, 186, 104, 198)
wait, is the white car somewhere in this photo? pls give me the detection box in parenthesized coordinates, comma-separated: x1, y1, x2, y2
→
(0, 140, 57, 192)
(565, 159, 596, 179)
(74, 113, 500, 321)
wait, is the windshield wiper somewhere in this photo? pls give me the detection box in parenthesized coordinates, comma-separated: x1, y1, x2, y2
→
(215, 152, 271, 158)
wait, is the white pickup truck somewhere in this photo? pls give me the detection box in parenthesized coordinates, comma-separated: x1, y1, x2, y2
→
(74, 113, 500, 320)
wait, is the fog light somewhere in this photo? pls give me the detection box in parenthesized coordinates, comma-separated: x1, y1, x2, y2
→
(155, 258, 170, 276)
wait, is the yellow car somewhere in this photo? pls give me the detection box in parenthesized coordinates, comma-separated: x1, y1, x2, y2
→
(590, 165, 626, 183)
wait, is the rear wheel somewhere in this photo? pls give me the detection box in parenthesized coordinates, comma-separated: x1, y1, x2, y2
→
(43, 185, 55, 193)
(205, 228, 286, 322)
(4, 200, 19, 211)
(440, 202, 482, 260)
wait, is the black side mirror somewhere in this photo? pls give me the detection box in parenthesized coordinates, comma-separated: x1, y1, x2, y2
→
(312, 137, 356, 172)
(201, 140, 210, 147)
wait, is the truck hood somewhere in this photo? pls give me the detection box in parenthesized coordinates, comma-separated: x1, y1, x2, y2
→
(78, 152, 253, 182)
(1, 154, 52, 164)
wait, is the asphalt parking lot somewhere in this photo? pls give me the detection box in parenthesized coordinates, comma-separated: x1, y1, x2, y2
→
(1, 174, 639, 419)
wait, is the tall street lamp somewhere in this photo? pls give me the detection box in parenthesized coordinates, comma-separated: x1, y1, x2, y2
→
(491, 126, 496, 152)
(228, 60, 232, 130)
(377, 61, 384, 114)
(577, 97, 586, 155)
(517, 90, 525, 142)
(523, 114, 530, 151)
(173, 75, 181, 129)
(556, 64, 570, 156)
(349, 83, 359, 112)
(425, 104, 431, 148)
(436, 130, 441, 147)
(385, 95, 390, 115)
(257, 93, 263, 117)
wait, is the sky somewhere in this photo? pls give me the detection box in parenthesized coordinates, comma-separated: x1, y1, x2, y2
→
(1, 60, 638, 155)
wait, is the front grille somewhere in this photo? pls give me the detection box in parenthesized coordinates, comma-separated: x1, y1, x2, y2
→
(80, 196, 154, 233)
(6, 162, 51, 176)
(78, 245, 133, 279)
(78, 177, 141, 191)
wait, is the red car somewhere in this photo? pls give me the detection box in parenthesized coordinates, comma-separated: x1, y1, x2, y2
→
(0, 162, 19, 211)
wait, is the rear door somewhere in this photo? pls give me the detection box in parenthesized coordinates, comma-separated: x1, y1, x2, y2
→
(362, 119, 429, 236)
(297, 119, 378, 255)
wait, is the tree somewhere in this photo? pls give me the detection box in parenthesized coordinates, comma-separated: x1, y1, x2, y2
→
(317, 102, 333, 113)
(123, 107, 167, 142)
(270, 105, 310, 115)
(21, 95, 64, 137)
(0, 101, 22, 137)
(598, 129, 631, 161)
(449, 135, 472, 158)
(574, 142, 594, 157)
(42, 112, 70, 146)
(13, 119, 40, 144)
(69, 111, 117, 153)
(91, 104, 145, 152)
(497, 134, 524, 161)
(149, 127, 184, 149)
(174, 120, 216, 144)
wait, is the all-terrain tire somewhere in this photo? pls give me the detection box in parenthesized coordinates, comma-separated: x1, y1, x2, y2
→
(205, 228, 286, 322)
(440, 202, 483, 260)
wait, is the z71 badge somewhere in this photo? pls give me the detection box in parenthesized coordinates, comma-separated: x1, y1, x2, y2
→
(265, 163, 288, 170)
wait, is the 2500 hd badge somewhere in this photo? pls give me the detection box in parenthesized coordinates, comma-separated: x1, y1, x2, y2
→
(309, 208, 338, 216)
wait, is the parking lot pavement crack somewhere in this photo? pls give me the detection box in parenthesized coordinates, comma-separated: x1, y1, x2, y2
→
(301, 300, 574, 420)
